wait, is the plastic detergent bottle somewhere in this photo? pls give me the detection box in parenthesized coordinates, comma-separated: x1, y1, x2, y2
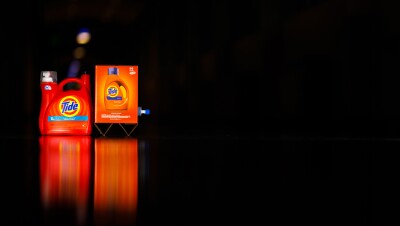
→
(104, 67, 128, 110)
(39, 71, 93, 135)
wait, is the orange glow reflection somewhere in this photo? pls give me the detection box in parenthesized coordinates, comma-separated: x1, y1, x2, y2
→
(94, 138, 138, 226)
(39, 136, 91, 225)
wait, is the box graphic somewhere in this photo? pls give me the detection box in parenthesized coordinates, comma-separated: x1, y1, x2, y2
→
(95, 65, 138, 124)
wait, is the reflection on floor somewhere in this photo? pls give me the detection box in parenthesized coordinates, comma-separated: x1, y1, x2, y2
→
(39, 136, 139, 226)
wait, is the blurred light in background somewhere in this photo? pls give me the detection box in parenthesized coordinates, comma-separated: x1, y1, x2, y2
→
(77, 28, 91, 45)
(74, 46, 86, 59)
(67, 59, 81, 77)
(67, 27, 91, 77)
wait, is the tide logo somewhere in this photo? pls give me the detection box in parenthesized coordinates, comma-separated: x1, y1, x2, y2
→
(59, 96, 80, 117)
(107, 85, 119, 97)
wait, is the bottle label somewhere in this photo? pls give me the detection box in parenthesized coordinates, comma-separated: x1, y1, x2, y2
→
(106, 84, 122, 100)
(47, 96, 88, 121)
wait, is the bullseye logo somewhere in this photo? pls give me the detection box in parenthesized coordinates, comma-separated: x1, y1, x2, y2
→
(59, 96, 80, 117)
(107, 85, 119, 97)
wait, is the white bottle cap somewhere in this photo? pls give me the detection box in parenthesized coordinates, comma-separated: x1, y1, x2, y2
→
(41, 71, 57, 83)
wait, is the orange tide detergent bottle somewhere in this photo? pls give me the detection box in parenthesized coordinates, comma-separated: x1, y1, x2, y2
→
(104, 67, 129, 110)
(39, 71, 92, 135)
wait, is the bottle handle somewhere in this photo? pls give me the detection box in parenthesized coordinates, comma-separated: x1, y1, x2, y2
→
(58, 78, 85, 91)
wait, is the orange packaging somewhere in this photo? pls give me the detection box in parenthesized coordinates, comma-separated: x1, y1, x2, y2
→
(95, 65, 138, 124)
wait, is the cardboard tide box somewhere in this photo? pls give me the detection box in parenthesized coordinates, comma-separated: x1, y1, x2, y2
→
(95, 65, 138, 125)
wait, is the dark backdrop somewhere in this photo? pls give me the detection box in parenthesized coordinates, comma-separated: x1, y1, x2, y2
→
(2, 0, 400, 138)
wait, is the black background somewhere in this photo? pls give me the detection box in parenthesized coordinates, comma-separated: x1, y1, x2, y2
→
(2, 2, 400, 225)
(2, 0, 400, 138)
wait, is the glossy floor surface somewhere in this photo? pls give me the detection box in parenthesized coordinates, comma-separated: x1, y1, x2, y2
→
(1, 132, 399, 225)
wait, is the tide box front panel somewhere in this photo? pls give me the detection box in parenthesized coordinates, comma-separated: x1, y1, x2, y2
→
(95, 65, 138, 124)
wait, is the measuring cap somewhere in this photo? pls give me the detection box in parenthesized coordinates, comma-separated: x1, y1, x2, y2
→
(41, 71, 57, 83)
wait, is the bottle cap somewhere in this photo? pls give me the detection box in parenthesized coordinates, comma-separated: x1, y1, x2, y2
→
(138, 106, 150, 116)
(108, 67, 119, 75)
(41, 71, 57, 83)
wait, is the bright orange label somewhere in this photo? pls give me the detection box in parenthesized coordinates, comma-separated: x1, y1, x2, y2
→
(95, 65, 138, 123)
(46, 95, 89, 119)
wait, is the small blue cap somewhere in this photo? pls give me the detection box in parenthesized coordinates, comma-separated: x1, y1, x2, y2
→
(108, 67, 118, 75)
(138, 107, 150, 116)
